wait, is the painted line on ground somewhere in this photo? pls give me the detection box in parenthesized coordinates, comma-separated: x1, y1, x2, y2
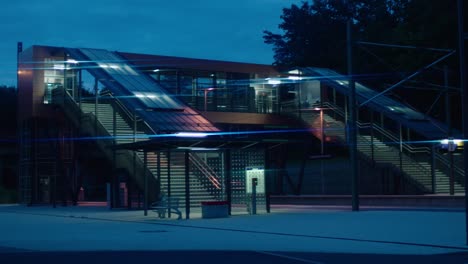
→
(256, 251, 325, 264)
(2, 210, 468, 251)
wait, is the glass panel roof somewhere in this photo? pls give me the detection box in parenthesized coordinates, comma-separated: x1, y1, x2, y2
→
(80, 48, 184, 110)
(66, 47, 219, 133)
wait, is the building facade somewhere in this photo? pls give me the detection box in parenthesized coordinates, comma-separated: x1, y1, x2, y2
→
(17, 45, 464, 213)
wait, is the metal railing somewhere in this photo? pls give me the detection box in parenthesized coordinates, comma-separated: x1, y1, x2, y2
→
(298, 101, 462, 193)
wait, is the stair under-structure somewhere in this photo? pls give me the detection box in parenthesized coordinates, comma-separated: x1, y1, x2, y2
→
(54, 47, 224, 208)
(80, 100, 222, 208)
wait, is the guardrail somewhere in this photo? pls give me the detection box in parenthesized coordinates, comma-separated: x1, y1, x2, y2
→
(189, 153, 222, 190)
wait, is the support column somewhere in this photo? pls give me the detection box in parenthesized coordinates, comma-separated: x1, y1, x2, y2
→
(431, 145, 436, 194)
(94, 78, 98, 135)
(445, 65, 455, 195)
(399, 124, 403, 171)
(370, 111, 375, 163)
(143, 151, 148, 216)
(78, 69, 82, 108)
(132, 112, 137, 208)
(347, 6, 359, 211)
(184, 150, 190, 219)
(112, 101, 118, 208)
(167, 151, 171, 198)
(224, 149, 232, 215)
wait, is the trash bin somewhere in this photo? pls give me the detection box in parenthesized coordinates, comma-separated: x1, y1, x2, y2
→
(201, 201, 229, 218)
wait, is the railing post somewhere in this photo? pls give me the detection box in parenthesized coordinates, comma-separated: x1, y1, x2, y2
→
(399, 124, 403, 172)
(450, 150, 455, 195)
(167, 151, 171, 199)
(431, 145, 436, 194)
(370, 114, 375, 163)
(143, 151, 148, 216)
(224, 149, 232, 215)
(112, 100, 118, 208)
(94, 78, 98, 135)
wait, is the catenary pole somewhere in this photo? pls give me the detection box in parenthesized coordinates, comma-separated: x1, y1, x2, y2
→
(457, 0, 468, 246)
(346, 0, 359, 211)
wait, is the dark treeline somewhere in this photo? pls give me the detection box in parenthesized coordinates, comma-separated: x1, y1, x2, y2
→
(0, 85, 17, 138)
(264, 0, 461, 127)
(0, 85, 17, 202)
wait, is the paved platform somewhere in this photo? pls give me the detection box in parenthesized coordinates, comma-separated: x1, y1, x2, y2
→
(271, 194, 466, 208)
(0, 203, 467, 262)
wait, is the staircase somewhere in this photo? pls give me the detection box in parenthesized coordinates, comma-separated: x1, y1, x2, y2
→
(80, 101, 221, 207)
(300, 107, 464, 194)
(159, 152, 222, 207)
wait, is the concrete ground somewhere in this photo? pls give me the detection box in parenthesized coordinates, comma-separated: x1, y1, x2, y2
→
(0, 203, 467, 263)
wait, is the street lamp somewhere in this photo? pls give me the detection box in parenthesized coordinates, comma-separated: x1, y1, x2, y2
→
(314, 107, 326, 194)
(440, 137, 463, 195)
(314, 107, 325, 155)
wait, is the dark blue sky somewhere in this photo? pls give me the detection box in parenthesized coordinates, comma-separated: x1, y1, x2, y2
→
(1, 0, 300, 86)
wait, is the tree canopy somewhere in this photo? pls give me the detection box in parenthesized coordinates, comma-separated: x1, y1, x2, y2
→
(0, 85, 17, 137)
(264, 0, 460, 125)
(264, 0, 458, 75)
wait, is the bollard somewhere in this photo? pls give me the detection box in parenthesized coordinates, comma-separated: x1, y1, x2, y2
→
(252, 178, 257, 215)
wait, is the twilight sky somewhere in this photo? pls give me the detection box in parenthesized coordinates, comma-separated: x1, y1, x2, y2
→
(0, 0, 301, 86)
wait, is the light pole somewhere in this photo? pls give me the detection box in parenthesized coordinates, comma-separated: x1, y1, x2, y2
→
(314, 107, 328, 155)
(346, 0, 359, 211)
(457, 0, 468, 245)
(314, 107, 326, 193)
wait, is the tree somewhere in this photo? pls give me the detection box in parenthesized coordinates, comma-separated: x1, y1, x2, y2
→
(0, 85, 17, 137)
(264, 1, 403, 71)
(264, 0, 457, 74)
(264, 0, 461, 126)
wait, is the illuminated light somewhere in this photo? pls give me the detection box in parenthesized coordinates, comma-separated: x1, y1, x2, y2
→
(266, 78, 281, 85)
(175, 132, 209, 138)
(98, 63, 109, 68)
(153, 69, 160, 72)
(109, 64, 120, 69)
(134, 93, 145, 98)
(177, 147, 219, 151)
(288, 76, 302, 80)
(146, 94, 156, 99)
(53, 64, 65, 70)
(440, 139, 449, 145)
(66, 59, 78, 64)
(288, 69, 300, 75)
(440, 138, 463, 152)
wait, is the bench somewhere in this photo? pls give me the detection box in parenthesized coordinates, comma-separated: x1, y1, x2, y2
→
(150, 196, 182, 220)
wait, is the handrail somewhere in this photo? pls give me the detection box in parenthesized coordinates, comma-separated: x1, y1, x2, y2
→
(434, 152, 465, 181)
(301, 100, 464, 190)
(318, 101, 433, 183)
(188, 153, 221, 190)
(54, 88, 160, 196)
(99, 90, 157, 135)
(323, 101, 431, 154)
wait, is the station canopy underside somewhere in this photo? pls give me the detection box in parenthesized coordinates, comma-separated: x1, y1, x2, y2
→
(112, 135, 303, 153)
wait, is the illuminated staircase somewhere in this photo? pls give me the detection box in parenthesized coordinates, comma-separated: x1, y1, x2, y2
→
(300, 108, 464, 194)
